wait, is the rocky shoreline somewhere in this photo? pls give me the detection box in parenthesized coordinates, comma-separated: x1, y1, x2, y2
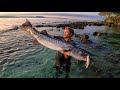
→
(35, 21, 105, 29)
(5, 21, 117, 44)
(35, 21, 120, 29)
(6, 21, 110, 44)
(8, 21, 120, 31)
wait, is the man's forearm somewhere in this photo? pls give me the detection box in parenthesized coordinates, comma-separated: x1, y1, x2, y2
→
(64, 53, 71, 59)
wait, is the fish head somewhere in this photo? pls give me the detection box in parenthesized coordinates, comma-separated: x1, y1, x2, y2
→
(75, 54, 87, 61)
(71, 48, 88, 61)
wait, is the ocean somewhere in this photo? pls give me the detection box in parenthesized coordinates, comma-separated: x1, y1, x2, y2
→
(0, 13, 120, 78)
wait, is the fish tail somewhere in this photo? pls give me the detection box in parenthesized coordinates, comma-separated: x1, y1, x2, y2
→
(85, 55, 90, 68)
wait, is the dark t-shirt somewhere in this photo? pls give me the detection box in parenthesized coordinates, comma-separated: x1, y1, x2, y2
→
(53, 36, 76, 67)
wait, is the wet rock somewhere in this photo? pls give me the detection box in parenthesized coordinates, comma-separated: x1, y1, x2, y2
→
(56, 23, 85, 29)
(47, 25, 55, 27)
(7, 50, 15, 53)
(75, 34, 92, 44)
(35, 25, 55, 27)
(35, 25, 44, 27)
(96, 22, 104, 26)
(85, 40, 93, 44)
(58, 29, 60, 31)
(42, 23, 46, 24)
(74, 22, 105, 26)
(74, 34, 79, 37)
(88, 24, 91, 26)
(93, 32, 107, 36)
(80, 39, 93, 44)
(104, 22, 120, 27)
(56, 24, 67, 28)
(81, 34, 89, 40)
(50, 29, 53, 31)
(12, 26, 18, 30)
(34, 22, 105, 29)
(93, 32, 98, 36)
(7, 49, 21, 53)
(7, 26, 18, 30)
(0, 52, 4, 54)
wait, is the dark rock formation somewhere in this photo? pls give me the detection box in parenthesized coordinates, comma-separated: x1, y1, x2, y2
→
(93, 32, 107, 36)
(12, 26, 18, 30)
(35, 22, 105, 29)
(74, 34, 92, 44)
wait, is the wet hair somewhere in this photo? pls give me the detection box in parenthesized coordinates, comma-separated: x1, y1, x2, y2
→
(64, 26, 74, 36)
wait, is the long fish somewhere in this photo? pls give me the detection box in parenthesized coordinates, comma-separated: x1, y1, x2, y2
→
(19, 19, 90, 68)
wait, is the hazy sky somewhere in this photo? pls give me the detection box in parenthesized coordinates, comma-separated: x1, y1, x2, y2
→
(0, 12, 99, 16)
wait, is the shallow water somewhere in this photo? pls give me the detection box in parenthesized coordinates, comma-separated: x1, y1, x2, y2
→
(0, 15, 120, 78)
(0, 24, 120, 78)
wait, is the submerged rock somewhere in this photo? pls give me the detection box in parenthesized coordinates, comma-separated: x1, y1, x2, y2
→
(93, 32, 107, 36)
(7, 26, 18, 30)
(35, 25, 55, 27)
(56, 23, 85, 29)
(35, 25, 44, 27)
(74, 34, 92, 44)
(50, 29, 53, 31)
(57, 29, 60, 31)
(34, 22, 105, 29)
(12, 26, 18, 30)
(104, 22, 120, 27)
(42, 23, 46, 24)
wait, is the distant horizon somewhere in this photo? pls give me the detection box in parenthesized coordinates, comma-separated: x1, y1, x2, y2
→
(0, 12, 100, 16)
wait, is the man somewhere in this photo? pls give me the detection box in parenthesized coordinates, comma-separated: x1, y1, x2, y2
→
(33, 26, 75, 78)
(53, 27, 76, 78)
(20, 19, 90, 78)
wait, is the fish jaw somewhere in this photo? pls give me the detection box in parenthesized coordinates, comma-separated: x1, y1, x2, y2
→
(72, 53, 90, 68)
(70, 47, 90, 68)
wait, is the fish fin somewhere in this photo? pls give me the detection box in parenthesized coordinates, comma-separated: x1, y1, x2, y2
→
(21, 19, 33, 28)
(40, 30, 49, 35)
(32, 39, 39, 44)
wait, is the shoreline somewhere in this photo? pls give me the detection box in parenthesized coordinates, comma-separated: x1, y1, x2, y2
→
(1, 20, 120, 31)
(34, 21, 119, 29)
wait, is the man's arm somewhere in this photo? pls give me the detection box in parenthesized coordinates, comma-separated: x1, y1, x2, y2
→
(64, 52, 71, 59)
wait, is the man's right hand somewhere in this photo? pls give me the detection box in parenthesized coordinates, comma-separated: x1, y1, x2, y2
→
(64, 52, 71, 59)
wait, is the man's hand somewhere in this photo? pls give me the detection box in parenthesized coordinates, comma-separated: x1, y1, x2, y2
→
(64, 52, 70, 59)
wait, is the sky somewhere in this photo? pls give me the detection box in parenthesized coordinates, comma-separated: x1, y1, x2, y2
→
(0, 12, 99, 16)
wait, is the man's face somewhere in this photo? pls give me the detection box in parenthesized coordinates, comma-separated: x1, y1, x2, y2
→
(64, 29, 72, 38)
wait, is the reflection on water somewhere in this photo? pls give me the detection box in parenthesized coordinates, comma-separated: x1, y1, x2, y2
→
(0, 18, 120, 78)
(0, 15, 103, 30)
